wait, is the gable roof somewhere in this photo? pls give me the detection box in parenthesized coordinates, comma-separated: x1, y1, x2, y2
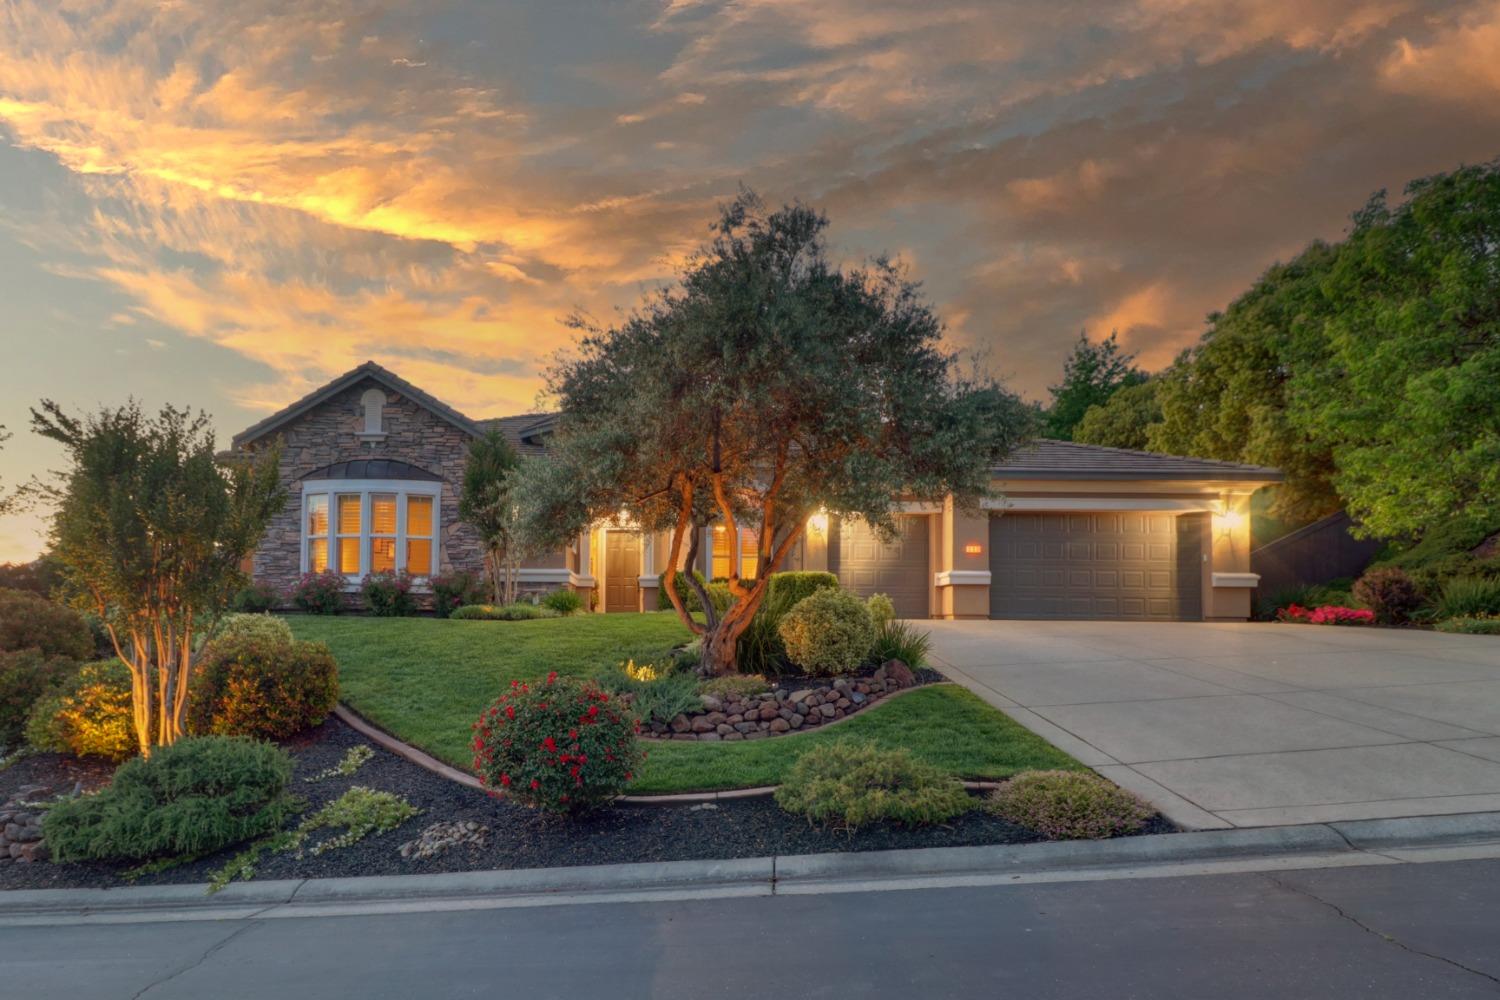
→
(993, 439, 1283, 482)
(231, 360, 483, 447)
(477, 413, 556, 457)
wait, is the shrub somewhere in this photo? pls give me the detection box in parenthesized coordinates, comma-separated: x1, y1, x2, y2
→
(1254, 580, 1356, 621)
(0, 649, 72, 748)
(778, 588, 876, 675)
(657, 570, 709, 612)
(767, 571, 839, 607)
(735, 572, 841, 676)
(431, 570, 486, 619)
(206, 612, 295, 649)
(866, 593, 896, 627)
(541, 589, 585, 616)
(987, 770, 1153, 840)
(43, 736, 297, 863)
(187, 635, 339, 741)
(699, 674, 770, 701)
(774, 739, 972, 830)
(1434, 577, 1500, 620)
(291, 570, 346, 615)
(0, 587, 92, 660)
(360, 571, 417, 617)
(597, 659, 703, 724)
(25, 659, 136, 760)
(1352, 567, 1424, 625)
(231, 582, 281, 613)
(450, 602, 561, 621)
(1434, 615, 1500, 635)
(1276, 604, 1375, 625)
(472, 673, 642, 815)
(871, 618, 933, 668)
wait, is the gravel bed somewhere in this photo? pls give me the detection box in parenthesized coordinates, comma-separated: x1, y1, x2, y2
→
(0, 716, 1173, 892)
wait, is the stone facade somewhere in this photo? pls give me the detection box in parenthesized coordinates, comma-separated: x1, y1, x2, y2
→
(244, 376, 487, 598)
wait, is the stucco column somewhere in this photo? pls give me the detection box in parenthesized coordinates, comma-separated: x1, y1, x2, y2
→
(803, 512, 831, 572)
(572, 528, 597, 612)
(935, 496, 990, 619)
(1205, 491, 1257, 620)
(638, 530, 662, 612)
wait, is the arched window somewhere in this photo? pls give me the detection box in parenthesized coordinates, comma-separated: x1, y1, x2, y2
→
(360, 388, 385, 436)
(300, 461, 442, 579)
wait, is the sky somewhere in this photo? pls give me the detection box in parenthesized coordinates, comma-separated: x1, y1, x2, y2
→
(1, 0, 1498, 561)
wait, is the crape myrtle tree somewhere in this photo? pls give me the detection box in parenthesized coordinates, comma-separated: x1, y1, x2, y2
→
(520, 193, 1031, 675)
(458, 428, 526, 604)
(31, 401, 284, 756)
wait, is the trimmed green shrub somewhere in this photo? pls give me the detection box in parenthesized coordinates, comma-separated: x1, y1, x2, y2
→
(987, 770, 1153, 840)
(657, 570, 709, 612)
(0, 649, 72, 748)
(43, 736, 297, 863)
(231, 582, 281, 613)
(1254, 580, 1356, 620)
(1435, 577, 1500, 620)
(767, 571, 839, 608)
(450, 602, 561, 621)
(1352, 567, 1423, 625)
(736, 572, 842, 676)
(866, 593, 896, 627)
(778, 588, 876, 675)
(0, 587, 92, 660)
(206, 613, 295, 649)
(186, 635, 339, 741)
(291, 570, 346, 614)
(361, 571, 416, 617)
(1434, 615, 1500, 635)
(774, 739, 972, 830)
(871, 618, 933, 668)
(25, 659, 136, 761)
(431, 570, 486, 619)
(699, 674, 770, 701)
(596, 659, 702, 724)
(541, 589, 585, 616)
(472, 674, 643, 815)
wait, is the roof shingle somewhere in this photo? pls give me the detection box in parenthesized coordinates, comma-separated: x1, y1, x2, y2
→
(993, 439, 1282, 482)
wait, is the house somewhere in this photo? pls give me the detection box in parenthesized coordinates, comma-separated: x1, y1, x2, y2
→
(231, 361, 1281, 621)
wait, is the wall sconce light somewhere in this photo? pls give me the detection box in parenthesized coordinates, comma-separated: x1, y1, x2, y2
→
(1214, 509, 1246, 535)
(963, 542, 983, 556)
(807, 510, 829, 536)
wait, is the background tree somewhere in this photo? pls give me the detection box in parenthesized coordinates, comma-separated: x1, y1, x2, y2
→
(521, 193, 1031, 675)
(31, 401, 284, 756)
(1042, 331, 1146, 440)
(458, 428, 525, 604)
(1072, 379, 1161, 450)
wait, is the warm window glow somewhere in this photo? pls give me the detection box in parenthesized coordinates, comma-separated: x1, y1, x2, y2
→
(711, 525, 759, 579)
(406, 495, 434, 576)
(711, 524, 733, 579)
(303, 485, 439, 578)
(306, 495, 329, 572)
(336, 495, 361, 573)
(370, 494, 397, 572)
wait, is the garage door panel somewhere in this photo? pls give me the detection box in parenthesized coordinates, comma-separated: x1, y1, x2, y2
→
(833, 515, 930, 618)
(990, 511, 1203, 621)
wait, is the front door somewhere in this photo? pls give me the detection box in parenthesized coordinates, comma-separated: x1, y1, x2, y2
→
(604, 530, 642, 612)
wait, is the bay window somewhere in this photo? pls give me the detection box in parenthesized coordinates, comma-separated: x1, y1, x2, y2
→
(300, 480, 441, 581)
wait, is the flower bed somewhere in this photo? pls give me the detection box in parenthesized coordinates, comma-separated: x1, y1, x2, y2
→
(640, 660, 921, 741)
(1276, 603, 1376, 625)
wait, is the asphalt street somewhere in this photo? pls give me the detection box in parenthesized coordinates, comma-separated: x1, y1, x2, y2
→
(7, 857, 1500, 999)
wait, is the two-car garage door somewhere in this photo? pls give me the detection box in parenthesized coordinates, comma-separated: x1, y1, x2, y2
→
(989, 512, 1204, 621)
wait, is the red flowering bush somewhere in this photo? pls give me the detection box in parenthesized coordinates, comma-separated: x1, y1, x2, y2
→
(471, 673, 643, 815)
(1277, 604, 1376, 626)
(291, 570, 346, 615)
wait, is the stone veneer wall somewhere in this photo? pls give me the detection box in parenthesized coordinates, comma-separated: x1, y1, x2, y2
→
(243, 377, 487, 601)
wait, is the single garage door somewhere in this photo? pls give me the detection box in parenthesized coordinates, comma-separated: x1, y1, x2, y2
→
(989, 512, 1203, 620)
(833, 515, 930, 618)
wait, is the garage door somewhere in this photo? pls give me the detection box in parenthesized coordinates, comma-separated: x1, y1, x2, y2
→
(833, 515, 930, 618)
(989, 512, 1203, 620)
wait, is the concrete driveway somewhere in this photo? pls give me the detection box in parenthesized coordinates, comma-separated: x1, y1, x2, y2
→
(926, 620, 1500, 829)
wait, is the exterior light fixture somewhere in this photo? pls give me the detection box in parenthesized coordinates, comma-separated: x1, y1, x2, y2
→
(963, 542, 983, 556)
(807, 510, 830, 536)
(1214, 509, 1246, 533)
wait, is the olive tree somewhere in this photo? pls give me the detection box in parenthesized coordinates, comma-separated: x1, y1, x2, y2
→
(31, 401, 284, 756)
(521, 193, 1030, 674)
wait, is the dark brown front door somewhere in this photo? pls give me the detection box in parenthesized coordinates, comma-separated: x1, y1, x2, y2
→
(604, 531, 642, 613)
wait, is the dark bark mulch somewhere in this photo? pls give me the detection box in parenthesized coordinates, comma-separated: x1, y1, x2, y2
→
(0, 717, 1173, 892)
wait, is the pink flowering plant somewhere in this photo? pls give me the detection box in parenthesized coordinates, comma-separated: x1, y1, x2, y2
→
(1277, 603, 1376, 626)
(472, 673, 643, 815)
(290, 569, 346, 615)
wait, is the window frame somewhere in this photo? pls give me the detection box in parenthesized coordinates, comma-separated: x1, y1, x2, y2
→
(300, 479, 441, 585)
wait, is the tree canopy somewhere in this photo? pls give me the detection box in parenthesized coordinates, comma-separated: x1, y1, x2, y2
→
(522, 192, 1031, 673)
(1072, 379, 1162, 451)
(31, 401, 284, 754)
(1041, 331, 1146, 441)
(457, 427, 525, 603)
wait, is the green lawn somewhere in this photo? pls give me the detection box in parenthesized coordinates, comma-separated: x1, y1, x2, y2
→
(288, 612, 1081, 794)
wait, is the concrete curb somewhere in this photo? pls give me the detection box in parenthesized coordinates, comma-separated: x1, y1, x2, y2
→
(7, 811, 1499, 919)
